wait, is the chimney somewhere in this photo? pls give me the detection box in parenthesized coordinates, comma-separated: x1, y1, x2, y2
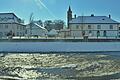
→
(109, 14, 111, 18)
(91, 14, 94, 17)
(74, 14, 76, 18)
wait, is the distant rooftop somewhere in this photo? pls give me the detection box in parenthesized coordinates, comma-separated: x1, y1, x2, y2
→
(69, 15, 119, 24)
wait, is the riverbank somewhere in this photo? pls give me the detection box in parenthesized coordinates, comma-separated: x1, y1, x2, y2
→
(0, 37, 120, 42)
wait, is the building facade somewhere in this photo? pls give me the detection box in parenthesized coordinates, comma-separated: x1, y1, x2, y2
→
(0, 13, 26, 38)
(26, 22, 48, 37)
(67, 6, 120, 38)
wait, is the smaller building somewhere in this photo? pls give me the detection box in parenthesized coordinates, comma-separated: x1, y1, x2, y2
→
(26, 22, 48, 37)
(47, 29, 58, 37)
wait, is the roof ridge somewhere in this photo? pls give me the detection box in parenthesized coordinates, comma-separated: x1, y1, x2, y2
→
(77, 16, 107, 17)
(69, 16, 119, 23)
(0, 13, 20, 20)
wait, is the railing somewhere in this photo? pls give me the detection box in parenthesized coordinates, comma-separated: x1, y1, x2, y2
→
(0, 36, 120, 39)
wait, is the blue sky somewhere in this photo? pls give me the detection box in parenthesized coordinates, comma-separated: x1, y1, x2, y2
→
(0, 0, 119, 24)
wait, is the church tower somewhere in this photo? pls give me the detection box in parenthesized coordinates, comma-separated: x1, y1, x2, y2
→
(67, 6, 72, 29)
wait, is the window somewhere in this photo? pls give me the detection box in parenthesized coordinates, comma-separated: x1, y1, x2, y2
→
(110, 25, 113, 29)
(4, 32, 8, 36)
(103, 31, 107, 37)
(20, 26, 23, 30)
(76, 25, 79, 29)
(97, 31, 100, 37)
(0, 32, 3, 37)
(97, 25, 101, 29)
(88, 25, 91, 29)
(0, 24, 3, 29)
(17, 32, 19, 36)
(17, 26, 19, 30)
(89, 31, 92, 34)
(5, 25, 8, 29)
(17, 25, 23, 30)
(23, 26, 26, 30)
(119, 27, 120, 30)
(25, 30, 27, 34)
(20, 32, 22, 36)
(89, 31, 92, 36)
(82, 31, 85, 36)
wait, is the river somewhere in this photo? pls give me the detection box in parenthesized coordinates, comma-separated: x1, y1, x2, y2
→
(0, 52, 120, 79)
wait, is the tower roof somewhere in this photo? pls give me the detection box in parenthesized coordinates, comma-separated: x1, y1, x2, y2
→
(69, 16, 119, 24)
(68, 6, 72, 12)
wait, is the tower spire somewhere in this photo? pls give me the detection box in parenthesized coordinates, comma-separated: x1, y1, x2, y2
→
(67, 6, 72, 29)
(68, 6, 72, 12)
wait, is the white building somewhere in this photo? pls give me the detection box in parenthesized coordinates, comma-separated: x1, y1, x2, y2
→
(26, 22, 48, 37)
(67, 6, 120, 38)
(47, 29, 58, 37)
(0, 13, 26, 38)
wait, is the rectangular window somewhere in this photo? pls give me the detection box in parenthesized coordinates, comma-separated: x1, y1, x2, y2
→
(0, 32, 3, 37)
(110, 25, 113, 29)
(82, 31, 85, 36)
(0, 24, 3, 29)
(103, 31, 107, 37)
(23, 26, 26, 30)
(89, 31, 92, 36)
(97, 31, 100, 37)
(88, 25, 91, 29)
(20, 27, 23, 30)
(19, 32, 22, 36)
(97, 25, 101, 29)
(17, 26, 19, 30)
(17, 25, 23, 30)
(5, 25, 8, 29)
(17, 32, 19, 36)
(119, 27, 120, 30)
(76, 25, 79, 29)
(4, 32, 8, 36)
(89, 31, 92, 34)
